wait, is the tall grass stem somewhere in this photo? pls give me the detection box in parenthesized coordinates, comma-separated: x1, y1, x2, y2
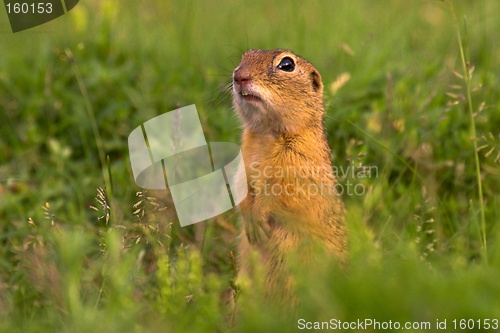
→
(65, 49, 114, 205)
(445, 0, 487, 262)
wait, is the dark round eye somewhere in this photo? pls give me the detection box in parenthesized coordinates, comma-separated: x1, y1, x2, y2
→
(277, 57, 295, 72)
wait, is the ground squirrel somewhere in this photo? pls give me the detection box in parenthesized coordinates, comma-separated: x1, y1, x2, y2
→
(232, 49, 347, 305)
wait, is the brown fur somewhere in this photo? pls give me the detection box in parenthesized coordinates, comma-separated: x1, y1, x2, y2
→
(232, 49, 346, 306)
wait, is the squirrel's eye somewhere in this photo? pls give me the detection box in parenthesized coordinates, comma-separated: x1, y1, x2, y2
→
(277, 57, 295, 72)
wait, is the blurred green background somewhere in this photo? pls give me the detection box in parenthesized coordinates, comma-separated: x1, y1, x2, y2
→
(0, 0, 499, 332)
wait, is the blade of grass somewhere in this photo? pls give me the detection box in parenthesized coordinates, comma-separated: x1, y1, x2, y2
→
(445, 0, 487, 262)
(64, 48, 114, 206)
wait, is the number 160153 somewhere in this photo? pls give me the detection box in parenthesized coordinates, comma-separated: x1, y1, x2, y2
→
(6, 3, 53, 14)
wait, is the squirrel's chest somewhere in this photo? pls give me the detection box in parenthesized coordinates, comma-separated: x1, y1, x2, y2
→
(241, 138, 304, 207)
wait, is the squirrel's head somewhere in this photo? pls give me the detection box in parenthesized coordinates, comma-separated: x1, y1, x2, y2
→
(232, 49, 324, 135)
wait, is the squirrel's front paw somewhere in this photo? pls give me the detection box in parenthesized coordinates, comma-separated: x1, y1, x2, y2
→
(244, 215, 272, 244)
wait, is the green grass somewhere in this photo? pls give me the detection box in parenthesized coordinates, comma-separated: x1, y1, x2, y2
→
(1, 0, 499, 332)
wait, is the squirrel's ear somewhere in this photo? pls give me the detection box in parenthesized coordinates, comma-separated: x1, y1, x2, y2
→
(310, 70, 323, 92)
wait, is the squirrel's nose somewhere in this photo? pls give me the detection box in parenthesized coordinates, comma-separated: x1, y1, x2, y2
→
(233, 68, 252, 89)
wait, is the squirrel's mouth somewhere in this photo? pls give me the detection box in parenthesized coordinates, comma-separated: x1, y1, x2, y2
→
(239, 90, 262, 104)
